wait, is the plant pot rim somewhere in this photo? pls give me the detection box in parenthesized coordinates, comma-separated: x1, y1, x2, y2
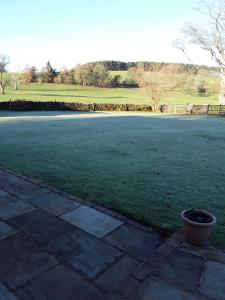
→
(181, 209, 217, 227)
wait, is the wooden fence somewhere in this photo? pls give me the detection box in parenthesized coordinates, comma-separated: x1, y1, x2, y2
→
(208, 105, 225, 115)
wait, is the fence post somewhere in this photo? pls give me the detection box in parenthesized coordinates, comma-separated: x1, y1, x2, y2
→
(9, 98, 12, 111)
(207, 104, 210, 115)
(174, 105, 177, 114)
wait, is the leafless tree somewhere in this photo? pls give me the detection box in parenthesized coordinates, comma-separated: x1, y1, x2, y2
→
(129, 66, 179, 111)
(12, 73, 19, 90)
(174, 0, 225, 104)
(0, 54, 10, 94)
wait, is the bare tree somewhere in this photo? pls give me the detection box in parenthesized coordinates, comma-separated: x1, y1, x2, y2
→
(12, 74, 19, 90)
(0, 54, 10, 94)
(174, 0, 225, 104)
(172, 39, 200, 73)
(11, 66, 22, 90)
(129, 66, 178, 111)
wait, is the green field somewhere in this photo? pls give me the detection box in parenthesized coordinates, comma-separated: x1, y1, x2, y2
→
(0, 83, 219, 105)
(0, 111, 224, 245)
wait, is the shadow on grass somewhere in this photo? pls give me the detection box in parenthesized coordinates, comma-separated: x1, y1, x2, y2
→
(0, 110, 216, 122)
(0, 111, 106, 118)
(18, 88, 109, 92)
(35, 94, 127, 99)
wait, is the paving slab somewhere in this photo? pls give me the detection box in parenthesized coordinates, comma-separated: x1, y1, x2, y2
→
(7, 209, 75, 243)
(0, 189, 8, 197)
(182, 242, 225, 264)
(106, 291, 124, 300)
(0, 233, 58, 289)
(0, 221, 17, 240)
(158, 250, 204, 293)
(61, 205, 123, 238)
(95, 256, 142, 293)
(46, 229, 122, 278)
(0, 282, 18, 300)
(199, 260, 225, 300)
(16, 264, 103, 300)
(115, 275, 141, 298)
(0, 194, 34, 220)
(104, 224, 163, 263)
(0, 171, 24, 187)
(131, 262, 154, 282)
(28, 192, 81, 216)
(130, 279, 202, 300)
(4, 181, 48, 201)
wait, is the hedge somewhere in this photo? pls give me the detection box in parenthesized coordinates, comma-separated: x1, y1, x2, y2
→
(0, 100, 153, 112)
(0, 100, 222, 115)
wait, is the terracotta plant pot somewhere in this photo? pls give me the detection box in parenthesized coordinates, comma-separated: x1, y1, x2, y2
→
(181, 209, 216, 246)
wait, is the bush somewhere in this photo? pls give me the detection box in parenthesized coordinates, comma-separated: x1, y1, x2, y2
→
(94, 103, 127, 111)
(126, 104, 152, 111)
(109, 75, 121, 88)
(74, 64, 111, 87)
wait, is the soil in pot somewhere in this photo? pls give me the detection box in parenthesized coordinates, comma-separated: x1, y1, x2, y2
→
(184, 209, 213, 224)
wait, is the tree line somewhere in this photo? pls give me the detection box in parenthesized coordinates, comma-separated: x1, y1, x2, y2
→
(10, 61, 123, 88)
(88, 60, 219, 73)
(0, 56, 220, 94)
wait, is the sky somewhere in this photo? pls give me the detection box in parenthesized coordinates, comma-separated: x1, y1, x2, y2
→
(0, 0, 213, 71)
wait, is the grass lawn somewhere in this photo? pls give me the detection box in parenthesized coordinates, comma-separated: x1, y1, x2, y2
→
(0, 83, 219, 105)
(0, 111, 224, 245)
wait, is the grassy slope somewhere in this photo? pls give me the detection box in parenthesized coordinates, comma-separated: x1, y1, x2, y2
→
(0, 111, 224, 245)
(0, 83, 219, 105)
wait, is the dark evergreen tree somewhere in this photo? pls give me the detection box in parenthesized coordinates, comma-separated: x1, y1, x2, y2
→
(43, 61, 57, 83)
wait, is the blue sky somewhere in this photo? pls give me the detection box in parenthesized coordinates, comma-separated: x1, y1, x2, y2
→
(0, 0, 211, 70)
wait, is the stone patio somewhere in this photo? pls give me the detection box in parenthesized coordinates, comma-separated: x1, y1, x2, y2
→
(0, 167, 225, 299)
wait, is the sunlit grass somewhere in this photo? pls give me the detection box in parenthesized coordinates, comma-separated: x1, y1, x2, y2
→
(0, 83, 219, 105)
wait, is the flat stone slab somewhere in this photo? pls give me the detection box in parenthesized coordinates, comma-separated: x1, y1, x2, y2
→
(182, 242, 225, 264)
(106, 291, 124, 300)
(7, 209, 75, 243)
(29, 192, 81, 216)
(0, 189, 8, 197)
(0, 194, 34, 220)
(16, 264, 103, 300)
(95, 256, 142, 293)
(0, 282, 18, 300)
(0, 233, 58, 289)
(158, 250, 204, 293)
(0, 221, 17, 240)
(104, 224, 163, 263)
(131, 279, 201, 300)
(61, 205, 123, 238)
(199, 260, 225, 299)
(47, 230, 122, 278)
(0, 171, 24, 187)
(4, 181, 48, 201)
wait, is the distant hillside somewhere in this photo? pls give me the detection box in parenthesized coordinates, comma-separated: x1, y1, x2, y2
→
(86, 60, 219, 73)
